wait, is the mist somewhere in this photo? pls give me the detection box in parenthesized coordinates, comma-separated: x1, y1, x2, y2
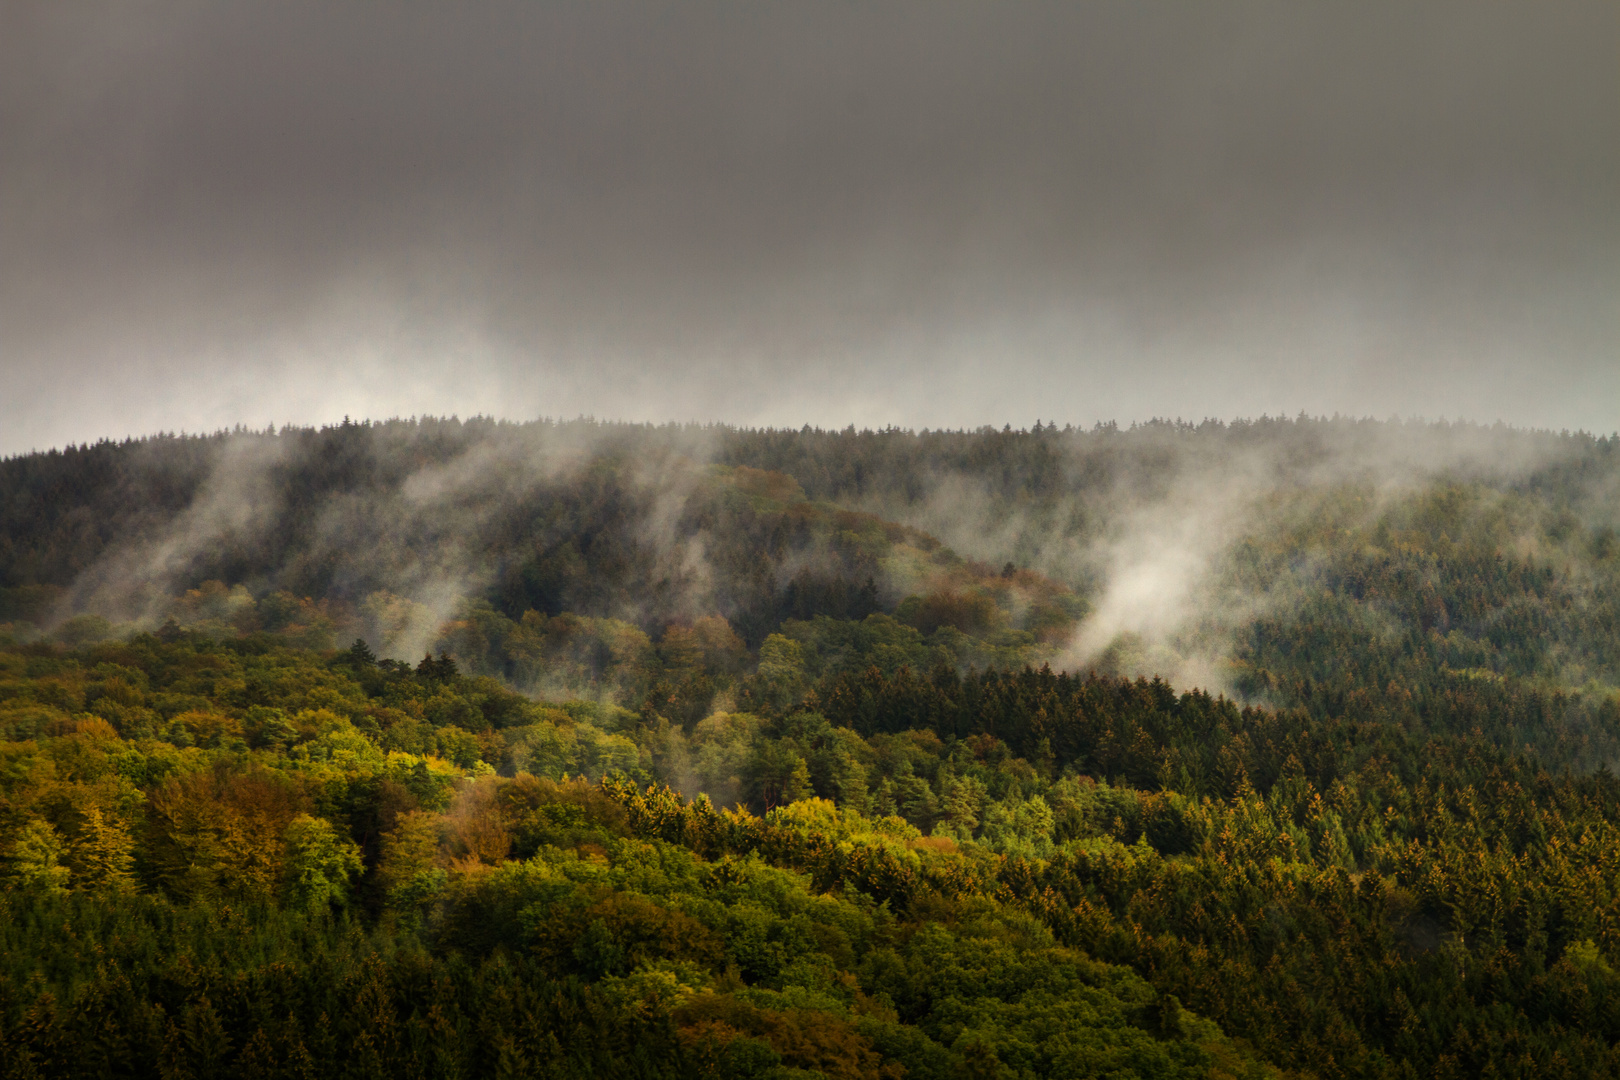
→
(836, 418, 1620, 694)
(4, 2, 1616, 454)
(11, 414, 1611, 716)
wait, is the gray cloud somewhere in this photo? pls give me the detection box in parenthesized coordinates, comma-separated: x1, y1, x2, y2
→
(3, 1, 1615, 453)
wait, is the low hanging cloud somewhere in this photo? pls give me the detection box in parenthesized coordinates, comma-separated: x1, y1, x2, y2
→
(1, 2, 1615, 455)
(837, 419, 1617, 694)
(45, 420, 751, 657)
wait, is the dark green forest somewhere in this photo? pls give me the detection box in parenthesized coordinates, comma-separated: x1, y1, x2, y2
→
(1, 417, 1617, 1078)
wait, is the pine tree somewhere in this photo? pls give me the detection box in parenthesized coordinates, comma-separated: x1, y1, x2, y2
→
(417, 651, 459, 683)
(346, 638, 378, 668)
(784, 755, 813, 805)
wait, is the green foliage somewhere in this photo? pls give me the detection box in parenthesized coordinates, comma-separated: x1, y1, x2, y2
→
(282, 813, 363, 911)
(3, 417, 1620, 1075)
(3, 819, 70, 895)
(0, 637, 1294, 1078)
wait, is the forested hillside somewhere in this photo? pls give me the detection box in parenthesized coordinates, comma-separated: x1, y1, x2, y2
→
(2, 417, 1618, 1077)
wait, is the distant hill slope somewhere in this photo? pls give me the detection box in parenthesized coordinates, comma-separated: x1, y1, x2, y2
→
(1, 415, 1617, 765)
(0, 420, 1069, 640)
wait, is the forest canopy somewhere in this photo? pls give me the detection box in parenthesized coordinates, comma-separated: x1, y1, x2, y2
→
(1, 416, 1617, 1078)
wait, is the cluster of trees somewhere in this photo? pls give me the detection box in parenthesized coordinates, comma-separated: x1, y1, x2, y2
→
(4, 414, 1615, 713)
(1, 416, 1618, 1075)
(2, 634, 1281, 1078)
(1213, 480, 1620, 771)
(0, 421, 1085, 647)
(2, 631, 1617, 1076)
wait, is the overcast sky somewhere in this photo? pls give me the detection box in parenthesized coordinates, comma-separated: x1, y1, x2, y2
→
(2, 1, 1615, 454)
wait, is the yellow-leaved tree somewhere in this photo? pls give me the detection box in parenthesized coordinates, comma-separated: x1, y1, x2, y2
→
(4, 819, 71, 894)
(70, 806, 136, 893)
(145, 767, 301, 902)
